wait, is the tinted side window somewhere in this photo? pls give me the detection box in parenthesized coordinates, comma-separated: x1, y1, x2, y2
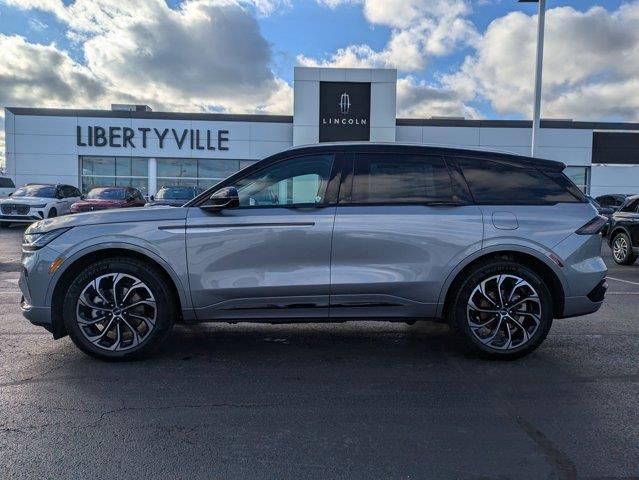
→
(0, 178, 14, 188)
(351, 153, 453, 204)
(61, 185, 77, 197)
(457, 157, 581, 204)
(235, 154, 334, 207)
(620, 199, 639, 213)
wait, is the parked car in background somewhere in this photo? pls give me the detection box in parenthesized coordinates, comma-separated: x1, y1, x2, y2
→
(19, 143, 607, 361)
(0, 176, 15, 198)
(0, 183, 81, 227)
(586, 195, 615, 219)
(146, 186, 201, 207)
(607, 194, 639, 265)
(595, 194, 633, 212)
(70, 187, 146, 213)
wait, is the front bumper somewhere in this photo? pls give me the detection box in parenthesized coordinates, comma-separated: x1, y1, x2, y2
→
(19, 246, 59, 332)
(20, 296, 53, 330)
(0, 214, 44, 223)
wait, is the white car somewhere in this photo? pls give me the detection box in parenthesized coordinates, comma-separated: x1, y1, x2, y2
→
(0, 183, 82, 227)
(0, 177, 15, 198)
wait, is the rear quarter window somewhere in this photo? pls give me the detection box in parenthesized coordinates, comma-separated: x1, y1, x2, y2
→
(456, 156, 583, 204)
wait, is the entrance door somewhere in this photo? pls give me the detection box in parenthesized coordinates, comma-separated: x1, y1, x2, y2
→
(186, 153, 340, 321)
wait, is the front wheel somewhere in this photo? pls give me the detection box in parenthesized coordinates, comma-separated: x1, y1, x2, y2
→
(63, 257, 176, 361)
(449, 261, 553, 360)
(48, 208, 57, 218)
(612, 232, 636, 265)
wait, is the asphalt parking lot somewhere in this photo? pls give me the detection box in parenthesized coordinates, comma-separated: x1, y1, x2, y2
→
(0, 225, 638, 479)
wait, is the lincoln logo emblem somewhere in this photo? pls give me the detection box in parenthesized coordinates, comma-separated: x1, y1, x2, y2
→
(339, 92, 351, 114)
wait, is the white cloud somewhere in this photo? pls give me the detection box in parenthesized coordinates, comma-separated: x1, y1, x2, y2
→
(306, 0, 477, 71)
(1, 0, 294, 112)
(0, 34, 107, 108)
(444, 4, 639, 120)
(0, 0, 295, 167)
(397, 76, 480, 119)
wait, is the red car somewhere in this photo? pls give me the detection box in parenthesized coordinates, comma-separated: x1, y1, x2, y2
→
(70, 187, 146, 213)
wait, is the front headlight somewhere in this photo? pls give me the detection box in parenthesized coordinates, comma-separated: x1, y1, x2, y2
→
(22, 227, 71, 251)
(29, 204, 47, 209)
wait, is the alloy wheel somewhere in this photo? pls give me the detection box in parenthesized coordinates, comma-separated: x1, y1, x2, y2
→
(613, 236, 628, 263)
(466, 274, 542, 350)
(76, 273, 157, 351)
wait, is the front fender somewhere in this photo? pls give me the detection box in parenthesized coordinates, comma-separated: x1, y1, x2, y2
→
(46, 228, 191, 314)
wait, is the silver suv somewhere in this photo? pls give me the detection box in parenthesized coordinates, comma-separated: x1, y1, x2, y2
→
(19, 144, 608, 361)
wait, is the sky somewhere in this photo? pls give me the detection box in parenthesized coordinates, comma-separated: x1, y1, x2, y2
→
(0, 0, 638, 168)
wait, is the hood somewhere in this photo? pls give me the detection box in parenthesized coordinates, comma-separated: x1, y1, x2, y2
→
(72, 199, 126, 208)
(27, 205, 188, 233)
(0, 196, 52, 205)
(147, 200, 185, 207)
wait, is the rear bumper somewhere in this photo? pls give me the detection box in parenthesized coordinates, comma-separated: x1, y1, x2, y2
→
(559, 279, 608, 319)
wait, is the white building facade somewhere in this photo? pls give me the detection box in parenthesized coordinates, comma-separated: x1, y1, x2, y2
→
(5, 67, 639, 197)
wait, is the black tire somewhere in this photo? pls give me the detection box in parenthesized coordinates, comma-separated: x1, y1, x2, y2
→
(449, 260, 553, 360)
(63, 257, 176, 361)
(0, 222, 8, 228)
(48, 208, 57, 218)
(611, 232, 636, 265)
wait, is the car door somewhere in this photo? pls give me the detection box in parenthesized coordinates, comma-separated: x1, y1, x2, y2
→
(185, 152, 342, 321)
(329, 151, 484, 319)
(613, 197, 639, 244)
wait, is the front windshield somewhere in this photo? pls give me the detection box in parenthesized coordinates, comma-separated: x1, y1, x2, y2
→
(12, 185, 55, 198)
(156, 187, 195, 200)
(86, 188, 125, 200)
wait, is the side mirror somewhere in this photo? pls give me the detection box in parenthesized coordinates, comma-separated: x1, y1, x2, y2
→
(150, 195, 155, 202)
(201, 186, 239, 212)
(81, 194, 85, 200)
(7, 192, 12, 197)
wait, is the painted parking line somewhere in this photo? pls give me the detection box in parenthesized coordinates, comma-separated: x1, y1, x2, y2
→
(607, 276, 639, 287)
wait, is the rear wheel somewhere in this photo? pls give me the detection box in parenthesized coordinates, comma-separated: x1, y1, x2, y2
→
(63, 257, 176, 361)
(612, 232, 636, 265)
(449, 260, 553, 360)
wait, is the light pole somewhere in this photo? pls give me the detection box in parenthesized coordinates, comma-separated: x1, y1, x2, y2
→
(519, 0, 546, 157)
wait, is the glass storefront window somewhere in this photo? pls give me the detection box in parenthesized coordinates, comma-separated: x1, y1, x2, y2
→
(81, 156, 245, 196)
(564, 167, 590, 194)
(157, 158, 197, 178)
(132, 158, 147, 177)
(116, 158, 131, 177)
(81, 156, 148, 195)
(157, 177, 199, 188)
(199, 159, 240, 179)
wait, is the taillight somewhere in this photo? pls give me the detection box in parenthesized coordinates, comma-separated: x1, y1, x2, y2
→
(576, 215, 608, 235)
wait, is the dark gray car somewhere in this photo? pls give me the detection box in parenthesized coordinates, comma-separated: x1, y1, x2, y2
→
(19, 143, 608, 361)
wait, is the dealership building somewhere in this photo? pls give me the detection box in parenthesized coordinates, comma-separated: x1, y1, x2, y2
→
(4, 67, 639, 197)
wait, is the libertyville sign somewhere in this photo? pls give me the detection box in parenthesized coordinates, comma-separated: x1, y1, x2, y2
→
(76, 126, 230, 151)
